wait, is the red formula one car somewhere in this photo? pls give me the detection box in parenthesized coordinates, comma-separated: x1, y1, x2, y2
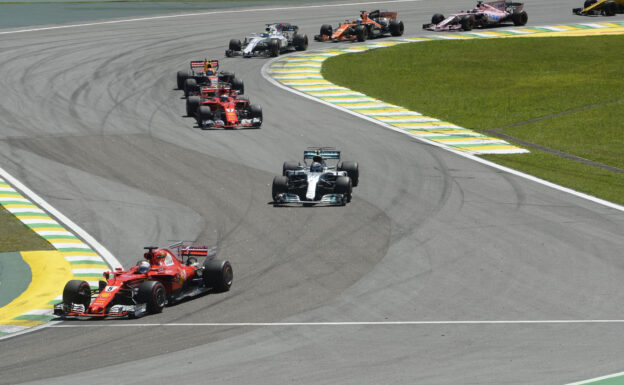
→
(191, 92, 262, 130)
(54, 244, 233, 318)
(423, 1, 527, 31)
(314, 10, 404, 42)
(177, 59, 243, 98)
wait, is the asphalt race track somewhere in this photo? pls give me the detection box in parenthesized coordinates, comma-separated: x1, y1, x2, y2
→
(1, 0, 624, 383)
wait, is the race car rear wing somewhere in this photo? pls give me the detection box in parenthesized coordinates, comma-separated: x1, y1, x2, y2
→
(304, 147, 341, 160)
(190, 60, 220, 71)
(169, 241, 217, 261)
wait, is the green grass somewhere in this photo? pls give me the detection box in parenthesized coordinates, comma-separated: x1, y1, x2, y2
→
(0, 206, 53, 253)
(322, 35, 624, 205)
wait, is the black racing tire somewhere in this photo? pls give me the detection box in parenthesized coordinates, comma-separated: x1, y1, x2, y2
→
(338, 161, 359, 187)
(219, 71, 235, 83)
(137, 280, 166, 314)
(62, 280, 91, 308)
(203, 259, 233, 292)
(335, 176, 352, 203)
(512, 10, 528, 26)
(249, 104, 262, 126)
(184, 78, 197, 98)
(355, 24, 368, 42)
(272, 175, 290, 200)
(460, 15, 474, 31)
(232, 78, 244, 94)
(431, 13, 445, 24)
(390, 20, 404, 36)
(237, 95, 249, 102)
(176, 70, 189, 90)
(229, 39, 242, 51)
(197, 105, 212, 124)
(603, 1, 617, 15)
(293, 33, 309, 51)
(186, 96, 201, 117)
(282, 161, 298, 176)
(320, 24, 332, 37)
(268, 39, 280, 57)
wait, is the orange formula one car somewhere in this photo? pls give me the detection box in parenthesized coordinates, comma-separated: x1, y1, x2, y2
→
(314, 10, 404, 42)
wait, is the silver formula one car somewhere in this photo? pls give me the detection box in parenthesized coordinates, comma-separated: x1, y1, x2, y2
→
(225, 23, 308, 58)
(272, 147, 359, 206)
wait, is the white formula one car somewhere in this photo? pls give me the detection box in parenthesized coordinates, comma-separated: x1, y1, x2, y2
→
(225, 23, 308, 58)
(272, 147, 359, 206)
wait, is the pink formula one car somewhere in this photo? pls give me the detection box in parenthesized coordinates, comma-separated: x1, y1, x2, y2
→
(423, 1, 528, 31)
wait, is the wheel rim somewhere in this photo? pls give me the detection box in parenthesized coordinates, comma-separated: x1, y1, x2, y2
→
(154, 286, 165, 308)
(223, 265, 233, 287)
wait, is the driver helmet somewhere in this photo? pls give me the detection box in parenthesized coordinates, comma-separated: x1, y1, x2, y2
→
(137, 260, 150, 274)
(357, 18, 363, 23)
(205, 68, 216, 76)
(310, 162, 322, 172)
(220, 95, 229, 103)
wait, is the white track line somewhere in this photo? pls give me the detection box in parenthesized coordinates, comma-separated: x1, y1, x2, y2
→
(0, 0, 423, 35)
(51, 320, 624, 327)
(261, 55, 624, 214)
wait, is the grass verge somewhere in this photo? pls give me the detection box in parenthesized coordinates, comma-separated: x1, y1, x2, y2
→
(0, 205, 53, 253)
(322, 35, 624, 205)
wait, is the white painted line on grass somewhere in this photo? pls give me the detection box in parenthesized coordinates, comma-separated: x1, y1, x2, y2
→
(566, 371, 624, 385)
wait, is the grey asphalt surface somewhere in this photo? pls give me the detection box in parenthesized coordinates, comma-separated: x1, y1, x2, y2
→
(1, 0, 624, 384)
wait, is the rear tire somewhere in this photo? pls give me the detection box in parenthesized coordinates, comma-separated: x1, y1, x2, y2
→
(63, 280, 91, 308)
(282, 161, 299, 176)
(584, 0, 597, 7)
(512, 10, 528, 25)
(293, 34, 308, 51)
(390, 20, 404, 36)
(272, 175, 289, 201)
(431, 13, 445, 24)
(603, 1, 617, 15)
(231, 78, 244, 94)
(203, 259, 233, 292)
(137, 281, 166, 314)
(460, 15, 474, 31)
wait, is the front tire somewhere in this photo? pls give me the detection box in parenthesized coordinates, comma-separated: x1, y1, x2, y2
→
(186, 96, 200, 117)
(272, 175, 289, 200)
(268, 39, 280, 57)
(335, 176, 352, 203)
(431, 13, 445, 24)
(137, 281, 166, 313)
(229, 39, 242, 51)
(63, 280, 91, 309)
(355, 25, 368, 42)
(338, 161, 359, 187)
(176, 70, 189, 90)
(460, 15, 474, 31)
(320, 24, 332, 37)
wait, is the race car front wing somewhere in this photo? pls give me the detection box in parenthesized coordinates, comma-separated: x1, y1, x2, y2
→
(274, 193, 347, 206)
